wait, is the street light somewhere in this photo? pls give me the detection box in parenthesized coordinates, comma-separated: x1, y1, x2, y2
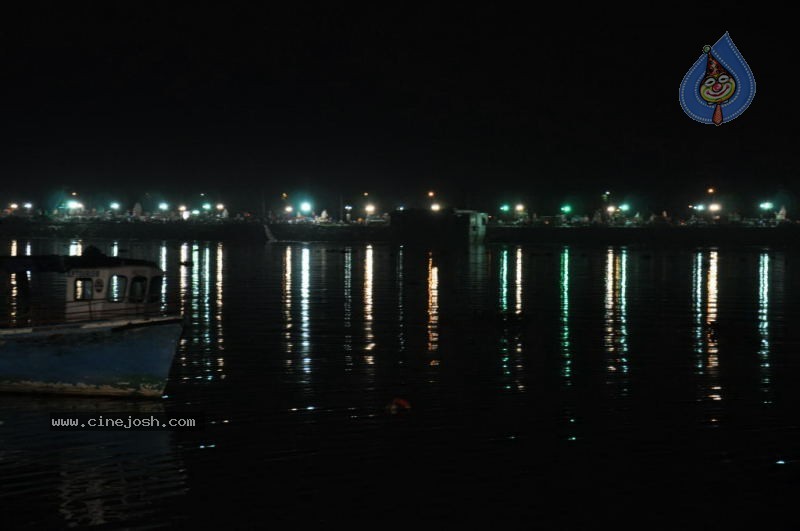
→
(216, 203, 225, 211)
(9, 203, 18, 210)
(515, 204, 525, 212)
(365, 204, 376, 215)
(709, 203, 722, 212)
(178, 205, 187, 212)
(606, 206, 616, 213)
(431, 203, 441, 211)
(285, 205, 294, 213)
(428, 191, 435, 198)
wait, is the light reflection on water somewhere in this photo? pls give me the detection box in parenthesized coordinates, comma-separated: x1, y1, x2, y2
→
(1, 239, 800, 526)
(758, 252, 771, 404)
(604, 247, 629, 395)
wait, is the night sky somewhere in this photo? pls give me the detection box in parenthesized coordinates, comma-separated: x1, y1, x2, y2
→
(1, 6, 796, 215)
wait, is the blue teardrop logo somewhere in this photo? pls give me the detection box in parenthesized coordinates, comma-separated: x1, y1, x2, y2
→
(679, 32, 756, 126)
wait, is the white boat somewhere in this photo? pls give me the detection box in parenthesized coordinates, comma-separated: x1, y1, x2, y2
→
(0, 247, 182, 397)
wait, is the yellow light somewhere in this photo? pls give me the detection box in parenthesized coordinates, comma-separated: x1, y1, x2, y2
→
(178, 205, 187, 212)
(607, 206, 616, 213)
(428, 191, 435, 197)
(709, 203, 721, 212)
(431, 203, 441, 211)
(707, 188, 715, 194)
(216, 203, 225, 210)
(515, 204, 525, 212)
(9, 203, 18, 210)
(365, 204, 376, 215)
(285, 205, 293, 213)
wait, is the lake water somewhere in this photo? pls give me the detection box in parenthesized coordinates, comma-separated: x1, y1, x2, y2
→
(2, 238, 800, 528)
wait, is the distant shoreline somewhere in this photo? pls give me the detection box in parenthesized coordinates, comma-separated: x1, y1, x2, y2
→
(2, 219, 800, 246)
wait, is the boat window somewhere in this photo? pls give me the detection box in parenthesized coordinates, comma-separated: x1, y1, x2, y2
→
(74, 278, 93, 301)
(148, 275, 163, 303)
(107, 275, 128, 302)
(129, 276, 148, 303)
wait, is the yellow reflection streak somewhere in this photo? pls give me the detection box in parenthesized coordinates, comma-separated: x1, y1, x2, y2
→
(604, 248, 614, 353)
(706, 251, 720, 401)
(9, 240, 18, 325)
(216, 243, 225, 365)
(693, 252, 704, 365)
(427, 253, 439, 354)
(604, 247, 629, 393)
(364, 245, 375, 352)
(515, 247, 523, 315)
(283, 246, 293, 356)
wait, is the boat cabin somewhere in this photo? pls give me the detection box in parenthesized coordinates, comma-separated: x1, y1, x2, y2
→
(0, 247, 166, 324)
(65, 263, 164, 321)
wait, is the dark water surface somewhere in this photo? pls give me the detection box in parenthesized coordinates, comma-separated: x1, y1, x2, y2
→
(2, 238, 800, 528)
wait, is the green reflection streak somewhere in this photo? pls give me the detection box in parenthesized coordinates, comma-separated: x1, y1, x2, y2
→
(499, 248, 510, 381)
(499, 248, 508, 313)
(560, 246, 571, 382)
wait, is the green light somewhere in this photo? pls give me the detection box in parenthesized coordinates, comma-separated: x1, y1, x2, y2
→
(619, 204, 630, 212)
(202, 203, 212, 210)
(760, 202, 774, 210)
(560, 205, 572, 214)
(300, 202, 312, 213)
(500, 204, 510, 212)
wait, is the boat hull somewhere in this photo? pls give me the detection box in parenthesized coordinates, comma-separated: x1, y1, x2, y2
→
(0, 318, 183, 397)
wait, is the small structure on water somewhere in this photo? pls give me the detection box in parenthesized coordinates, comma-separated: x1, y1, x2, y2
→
(389, 208, 488, 244)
